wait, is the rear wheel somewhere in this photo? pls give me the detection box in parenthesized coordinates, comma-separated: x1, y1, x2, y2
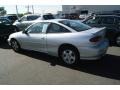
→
(11, 39, 21, 52)
(59, 46, 80, 65)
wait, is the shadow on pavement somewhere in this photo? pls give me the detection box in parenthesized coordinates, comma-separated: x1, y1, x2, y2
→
(18, 50, 120, 80)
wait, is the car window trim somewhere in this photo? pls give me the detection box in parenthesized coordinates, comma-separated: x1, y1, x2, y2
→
(46, 22, 71, 34)
(25, 22, 50, 34)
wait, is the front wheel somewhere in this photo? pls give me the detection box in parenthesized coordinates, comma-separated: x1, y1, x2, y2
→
(59, 47, 80, 65)
(11, 39, 21, 52)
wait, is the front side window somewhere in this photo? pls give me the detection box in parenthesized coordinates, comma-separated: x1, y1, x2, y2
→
(59, 20, 91, 32)
(27, 22, 50, 33)
(47, 23, 70, 33)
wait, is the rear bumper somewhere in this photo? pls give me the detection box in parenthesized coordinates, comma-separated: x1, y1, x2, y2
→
(79, 39, 109, 60)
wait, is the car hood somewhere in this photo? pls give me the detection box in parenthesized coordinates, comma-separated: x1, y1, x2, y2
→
(9, 31, 22, 38)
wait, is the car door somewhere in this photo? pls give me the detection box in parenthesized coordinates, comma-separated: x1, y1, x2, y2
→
(19, 22, 50, 52)
(46, 23, 71, 55)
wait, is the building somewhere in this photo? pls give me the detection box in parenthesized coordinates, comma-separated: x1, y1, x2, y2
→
(62, 5, 120, 14)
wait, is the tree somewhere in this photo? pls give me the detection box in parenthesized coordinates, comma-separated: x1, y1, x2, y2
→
(0, 7, 7, 16)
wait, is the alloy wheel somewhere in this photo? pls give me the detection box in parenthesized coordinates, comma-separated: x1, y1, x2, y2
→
(11, 40, 20, 51)
(62, 49, 76, 65)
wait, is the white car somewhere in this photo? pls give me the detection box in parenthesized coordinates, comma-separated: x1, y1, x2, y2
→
(8, 19, 109, 65)
(13, 14, 55, 31)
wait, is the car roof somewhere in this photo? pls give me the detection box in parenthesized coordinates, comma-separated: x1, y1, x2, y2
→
(34, 19, 68, 23)
(24, 14, 40, 17)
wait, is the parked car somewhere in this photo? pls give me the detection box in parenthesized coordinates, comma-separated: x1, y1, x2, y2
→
(0, 18, 18, 40)
(8, 19, 109, 65)
(83, 15, 120, 46)
(36, 13, 55, 20)
(68, 13, 79, 20)
(0, 14, 18, 24)
(13, 14, 55, 31)
(13, 14, 40, 31)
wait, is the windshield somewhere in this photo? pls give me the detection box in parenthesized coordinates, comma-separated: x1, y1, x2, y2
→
(59, 20, 92, 32)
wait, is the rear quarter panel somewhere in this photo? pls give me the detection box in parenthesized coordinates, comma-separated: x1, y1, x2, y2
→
(46, 32, 91, 56)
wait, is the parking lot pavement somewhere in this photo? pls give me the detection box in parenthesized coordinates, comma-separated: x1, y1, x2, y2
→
(0, 42, 120, 85)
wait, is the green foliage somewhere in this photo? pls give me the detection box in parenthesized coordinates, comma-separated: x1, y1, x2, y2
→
(24, 12, 32, 15)
(0, 7, 7, 16)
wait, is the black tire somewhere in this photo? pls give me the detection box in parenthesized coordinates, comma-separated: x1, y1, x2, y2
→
(116, 35, 120, 47)
(11, 39, 21, 52)
(59, 46, 80, 65)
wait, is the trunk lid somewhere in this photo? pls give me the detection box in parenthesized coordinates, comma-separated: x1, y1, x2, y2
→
(83, 27, 107, 45)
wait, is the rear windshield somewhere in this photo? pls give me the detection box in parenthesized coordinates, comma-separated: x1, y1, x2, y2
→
(59, 20, 92, 32)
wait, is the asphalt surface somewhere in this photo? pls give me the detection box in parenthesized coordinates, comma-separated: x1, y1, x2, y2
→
(0, 42, 120, 85)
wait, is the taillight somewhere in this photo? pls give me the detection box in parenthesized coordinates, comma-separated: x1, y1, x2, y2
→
(90, 36, 102, 43)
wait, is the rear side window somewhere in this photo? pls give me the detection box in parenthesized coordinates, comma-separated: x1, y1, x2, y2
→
(27, 15, 40, 21)
(59, 20, 91, 32)
(47, 23, 70, 33)
(43, 15, 54, 20)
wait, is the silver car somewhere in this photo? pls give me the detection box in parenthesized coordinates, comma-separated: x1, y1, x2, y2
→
(8, 19, 109, 65)
(13, 14, 55, 31)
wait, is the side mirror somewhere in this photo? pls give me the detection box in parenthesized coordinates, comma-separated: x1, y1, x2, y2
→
(22, 30, 28, 34)
(17, 19, 21, 22)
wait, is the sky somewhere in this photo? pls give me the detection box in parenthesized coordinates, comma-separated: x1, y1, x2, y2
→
(1, 5, 62, 14)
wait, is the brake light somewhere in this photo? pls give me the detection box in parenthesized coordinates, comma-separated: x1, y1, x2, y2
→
(90, 36, 102, 43)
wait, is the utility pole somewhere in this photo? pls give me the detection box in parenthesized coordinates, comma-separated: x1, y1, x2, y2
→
(27, 5, 29, 13)
(16, 5, 19, 19)
(32, 5, 34, 14)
